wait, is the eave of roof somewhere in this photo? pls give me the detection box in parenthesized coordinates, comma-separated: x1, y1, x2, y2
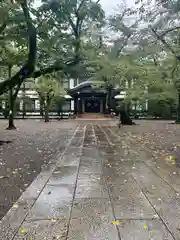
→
(67, 79, 103, 92)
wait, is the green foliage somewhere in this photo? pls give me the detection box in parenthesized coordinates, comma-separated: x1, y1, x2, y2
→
(35, 74, 65, 106)
(34, 0, 105, 78)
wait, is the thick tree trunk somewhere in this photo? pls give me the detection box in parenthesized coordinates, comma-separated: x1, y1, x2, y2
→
(0, 2, 37, 95)
(119, 103, 135, 125)
(44, 109, 49, 122)
(6, 66, 16, 130)
(8, 111, 16, 129)
(44, 102, 50, 122)
(7, 90, 16, 130)
(120, 110, 134, 125)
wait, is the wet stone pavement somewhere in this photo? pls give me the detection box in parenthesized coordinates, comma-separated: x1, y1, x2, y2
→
(0, 122, 179, 239)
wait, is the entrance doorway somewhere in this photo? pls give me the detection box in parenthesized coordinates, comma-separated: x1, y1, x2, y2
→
(85, 98, 100, 113)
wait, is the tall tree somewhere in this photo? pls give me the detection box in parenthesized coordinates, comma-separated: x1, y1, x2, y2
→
(0, 2, 30, 129)
(94, 3, 142, 123)
(136, 0, 180, 121)
(32, 0, 105, 80)
(0, 0, 36, 94)
(35, 74, 65, 122)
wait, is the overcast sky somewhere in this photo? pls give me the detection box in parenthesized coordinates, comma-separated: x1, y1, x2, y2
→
(100, 0, 134, 15)
(35, 0, 135, 15)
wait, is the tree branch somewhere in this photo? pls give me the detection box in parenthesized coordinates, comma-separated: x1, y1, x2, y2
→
(0, 1, 37, 95)
(151, 27, 180, 61)
(76, 0, 86, 14)
(152, 56, 159, 66)
(0, 22, 6, 34)
(161, 26, 180, 37)
(116, 34, 131, 58)
(13, 82, 21, 99)
(49, 92, 54, 100)
(32, 58, 78, 79)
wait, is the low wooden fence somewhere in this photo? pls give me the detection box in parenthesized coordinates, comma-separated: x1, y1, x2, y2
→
(0, 110, 75, 119)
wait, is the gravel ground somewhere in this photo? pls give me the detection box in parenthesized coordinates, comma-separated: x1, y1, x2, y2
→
(0, 119, 78, 219)
(112, 120, 180, 162)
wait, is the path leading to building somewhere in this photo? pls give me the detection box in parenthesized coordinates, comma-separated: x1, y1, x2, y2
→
(0, 121, 180, 239)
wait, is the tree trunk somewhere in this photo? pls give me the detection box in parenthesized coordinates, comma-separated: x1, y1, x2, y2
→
(7, 89, 16, 130)
(6, 66, 16, 130)
(107, 86, 112, 115)
(58, 103, 62, 120)
(44, 101, 50, 122)
(22, 100, 26, 119)
(120, 110, 134, 125)
(0, 2, 37, 95)
(176, 91, 180, 123)
(40, 102, 44, 118)
(119, 103, 135, 125)
(22, 83, 26, 119)
(134, 103, 139, 119)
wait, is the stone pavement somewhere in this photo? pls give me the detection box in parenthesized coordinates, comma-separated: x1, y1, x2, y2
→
(0, 123, 179, 239)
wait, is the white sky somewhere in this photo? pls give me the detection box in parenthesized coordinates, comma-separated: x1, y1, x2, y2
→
(100, 0, 135, 15)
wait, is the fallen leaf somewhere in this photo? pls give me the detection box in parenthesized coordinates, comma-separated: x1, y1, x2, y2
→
(51, 219, 57, 222)
(112, 220, 120, 225)
(12, 204, 19, 209)
(20, 228, 25, 233)
(143, 223, 148, 230)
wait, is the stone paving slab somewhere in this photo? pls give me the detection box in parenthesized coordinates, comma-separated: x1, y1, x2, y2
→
(109, 179, 157, 220)
(56, 149, 81, 167)
(117, 220, 174, 240)
(25, 185, 73, 220)
(75, 173, 109, 199)
(145, 157, 180, 192)
(131, 162, 178, 200)
(14, 219, 68, 240)
(67, 198, 119, 240)
(47, 166, 78, 185)
(78, 159, 103, 174)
